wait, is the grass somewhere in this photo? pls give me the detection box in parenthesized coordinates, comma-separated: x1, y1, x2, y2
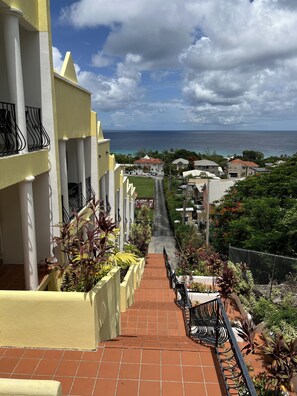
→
(128, 176, 155, 198)
(128, 176, 155, 224)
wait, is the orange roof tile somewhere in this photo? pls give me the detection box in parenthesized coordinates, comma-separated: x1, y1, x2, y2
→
(230, 159, 259, 167)
(134, 158, 164, 165)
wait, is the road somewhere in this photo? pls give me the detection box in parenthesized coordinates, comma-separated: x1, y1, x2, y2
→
(148, 177, 178, 268)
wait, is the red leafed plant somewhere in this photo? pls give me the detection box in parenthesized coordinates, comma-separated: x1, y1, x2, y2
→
(48, 199, 117, 292)
(236, 317, 258, 356)
(259, 333, 297, 394)
(216, 264, 238, 308)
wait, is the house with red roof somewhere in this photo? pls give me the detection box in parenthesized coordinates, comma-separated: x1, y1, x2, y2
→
(134, 155, 164, 174)
(227, 159, 259, 179)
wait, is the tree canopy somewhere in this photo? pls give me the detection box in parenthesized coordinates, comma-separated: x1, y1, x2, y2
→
(210, 155, 297, 256)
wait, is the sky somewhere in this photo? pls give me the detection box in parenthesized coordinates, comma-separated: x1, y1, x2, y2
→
(50, 0, 297, 131)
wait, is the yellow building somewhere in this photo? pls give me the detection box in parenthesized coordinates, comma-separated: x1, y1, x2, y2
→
(0, 0, 135, 290)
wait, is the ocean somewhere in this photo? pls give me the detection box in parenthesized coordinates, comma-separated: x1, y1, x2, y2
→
(104, 130, 297, 158)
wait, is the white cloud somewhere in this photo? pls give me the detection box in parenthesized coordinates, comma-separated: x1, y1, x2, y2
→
(91, 51, 113, 68)
(58, 0, 297, 128)
(52, 46, 64, 73)
(78, 54, 142, 111)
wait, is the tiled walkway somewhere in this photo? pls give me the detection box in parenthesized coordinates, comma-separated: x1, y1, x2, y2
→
(0, 254, 225, 395)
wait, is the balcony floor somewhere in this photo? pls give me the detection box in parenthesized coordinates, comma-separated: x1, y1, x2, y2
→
(0, 264, 47, 290)
(0, 254, 226, 396)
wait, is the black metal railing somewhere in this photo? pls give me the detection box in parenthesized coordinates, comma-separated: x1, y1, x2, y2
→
(62, 195, 71, 224)
(163, 247, 257, 396)
(106, 195, 111, 213)
(117, 208, 121, 223)
(189, 299, 257, 395)
(25, 106, 50, 151)
(0, 101, 26, 156)
(69, 182, 86, 214)
(86, 177, 95, 202)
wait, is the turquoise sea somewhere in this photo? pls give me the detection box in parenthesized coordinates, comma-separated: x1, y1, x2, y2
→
(104, 130, 297, 157)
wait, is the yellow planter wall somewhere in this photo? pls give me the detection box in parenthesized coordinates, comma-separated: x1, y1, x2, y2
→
(134, 258, 145, 289)
(0, 267, 120, 350)
(120, 265, 135, 313)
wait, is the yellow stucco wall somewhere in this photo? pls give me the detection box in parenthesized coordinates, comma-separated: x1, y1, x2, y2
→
(54, 75, 92, 139)
(2, 0, 49, 31)
(109, 154, 115, 172)
(91, 111, 97, 137)
(0, 150, 49, 190)
(98, 140, 110, 178)
(0, 267, 120, 350)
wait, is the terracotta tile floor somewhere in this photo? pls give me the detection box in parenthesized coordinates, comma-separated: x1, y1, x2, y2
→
(0, 253, 226, 395)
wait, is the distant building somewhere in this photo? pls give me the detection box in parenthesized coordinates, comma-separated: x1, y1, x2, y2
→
(228, 159, 259, 178)
(183, 169, 220, 179)
(172, 158, 189, 171)
(202, 179, 237, 209)
(134, 155, 164, 174)
(194, 159, 221, 177)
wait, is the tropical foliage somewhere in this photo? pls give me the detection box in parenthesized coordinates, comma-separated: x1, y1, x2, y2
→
(48, 200, 118, 292)
(129, 205, 152, 256)
(259, 333, 297, 394)
(211, 155, 297, 256)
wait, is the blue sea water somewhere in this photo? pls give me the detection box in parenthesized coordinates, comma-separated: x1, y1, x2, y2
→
(104, 130, 297, 157)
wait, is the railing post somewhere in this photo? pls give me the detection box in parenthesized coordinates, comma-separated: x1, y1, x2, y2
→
(215, 299, 220, 348)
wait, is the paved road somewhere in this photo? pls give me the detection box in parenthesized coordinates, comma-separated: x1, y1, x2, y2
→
(148, 177, 178, 268)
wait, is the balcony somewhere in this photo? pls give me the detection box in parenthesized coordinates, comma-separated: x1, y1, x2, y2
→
(0, 102, 50, 157)
(0, 102, 26, 156)
(25, 106, 50, 152)
(62, 179, 95, 223)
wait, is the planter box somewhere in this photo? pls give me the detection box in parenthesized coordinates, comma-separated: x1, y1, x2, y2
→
(188, 292, 219, 304)
(120, 258, 145, 313)
(0, 267, 120, 350)
(177, 275, 216, 286)
(133, 258, 145, 289)
(120, 265, 135, 312)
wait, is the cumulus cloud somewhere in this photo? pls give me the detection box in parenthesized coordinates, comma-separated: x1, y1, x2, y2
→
(52, 46, 64, 73)
(58, 0, 297, 128)
(78, 54, 142, 111)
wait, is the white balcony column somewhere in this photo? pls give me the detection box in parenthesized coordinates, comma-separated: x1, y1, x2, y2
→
(76, 139, 86, 199)
(108, 170, 115, 221)
(2, 7, 27, 152)
(19, 176, 38, 290)
(131, 198, 135, 223)
(119, 186, 124, 250)
(59, 140, 69, 214)
(123, 197, 127, 242)
(100, 175, 106, 211)
(126, 199, 131, 238)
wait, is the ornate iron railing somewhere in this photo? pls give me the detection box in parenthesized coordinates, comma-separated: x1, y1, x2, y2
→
(86, 177, 95, 202)
(69, 182, 86, 214)
(61, 195, 71, 224)
(25, 106, 50, 151)
(189, 298, 256, 395)
(163, 247, 257, 396)
(0, 101, 26, 156)
(62, 182, 87, 223)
